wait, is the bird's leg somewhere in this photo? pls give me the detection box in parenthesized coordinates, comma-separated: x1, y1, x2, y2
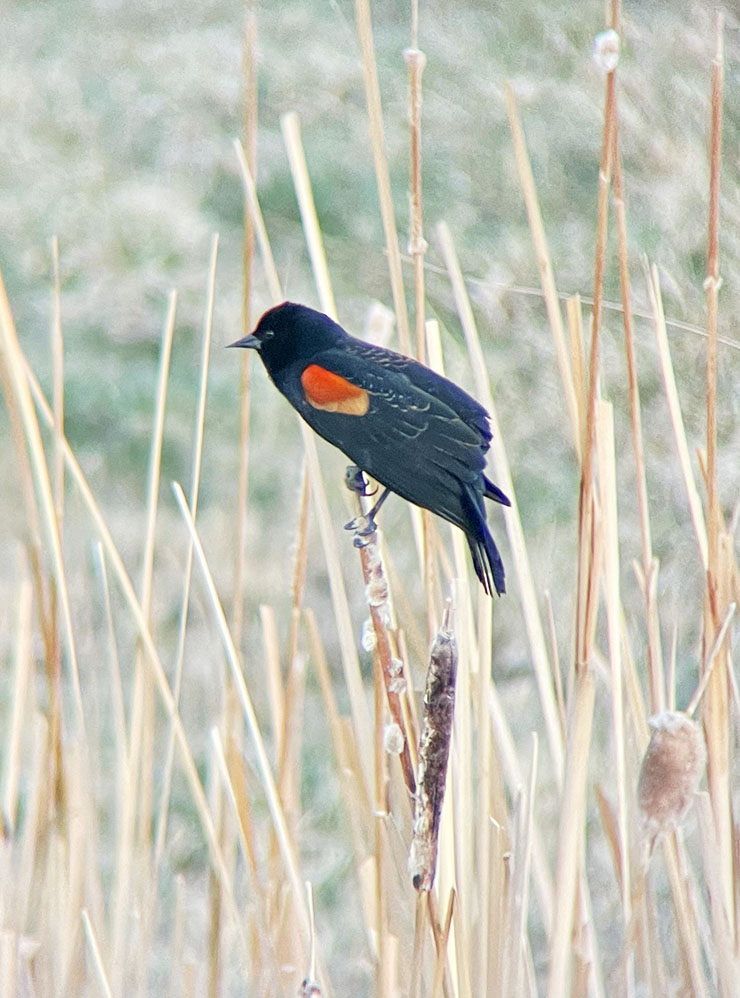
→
(344, 464, 372, 496)
(345, 491, 390, 537)
(344, 466, 390, 545)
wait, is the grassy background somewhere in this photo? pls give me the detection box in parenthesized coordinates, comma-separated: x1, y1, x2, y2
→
(1, 0, 739, 994)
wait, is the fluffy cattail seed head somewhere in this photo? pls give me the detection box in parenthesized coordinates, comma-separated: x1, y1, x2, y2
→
(593, 29, 620, 74)
(638, 711, 705, 848)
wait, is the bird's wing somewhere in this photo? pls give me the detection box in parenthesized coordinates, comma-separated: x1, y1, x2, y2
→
(295, 347, 491, 517)
(348, 342, 493, 443)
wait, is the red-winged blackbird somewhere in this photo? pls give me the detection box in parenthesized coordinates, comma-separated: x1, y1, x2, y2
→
(230, 302, 510, 595)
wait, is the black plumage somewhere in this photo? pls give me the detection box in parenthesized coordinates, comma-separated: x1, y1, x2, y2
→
(230, 301, 510, 595)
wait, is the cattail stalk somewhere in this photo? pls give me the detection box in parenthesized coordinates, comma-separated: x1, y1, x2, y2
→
(409, 603, 457, 892)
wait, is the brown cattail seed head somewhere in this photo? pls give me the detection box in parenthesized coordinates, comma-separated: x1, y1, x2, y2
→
(637, 711, 706, 844)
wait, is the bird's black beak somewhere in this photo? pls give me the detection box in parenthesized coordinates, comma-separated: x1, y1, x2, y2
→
(227, 333, 261, 350)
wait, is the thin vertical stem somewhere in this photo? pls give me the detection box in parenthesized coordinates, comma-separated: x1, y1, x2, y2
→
(613, 121, 664, 711)
(702, 12, 734, 945)
(232, 7, 258, 650)
(705, 14, 723, 611)
(576, 69, 616, 670)
(355, 0, 411, 354)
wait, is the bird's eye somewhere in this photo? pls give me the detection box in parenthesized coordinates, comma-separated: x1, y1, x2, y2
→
(261, 328, 274, 341)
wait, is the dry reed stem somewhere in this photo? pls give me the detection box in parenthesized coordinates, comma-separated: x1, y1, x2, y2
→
(229, 63, 258, 961)
(276, 465, 312, 808)
(474, 591, 493, 993)
(241, 8, 258, 340)
(50, 236, 64, 525)
(430, 890, 455, 998)
(705, 17, 723, 593)
(302, 423, 377, 797)
(354, 525, 417, 795)
(303, 880, 320, 993)
(282, 113, 337, 318)
(544, 590, 566, 737)
(172, 483, 313, 946)
(425, 319, 458, 634)
(232, 348, 252, 636)
(449, 592, 473, 944)
(594, 784, 621, 888)
(93, 543, 132, 990)
(2, 581, 32, 831)
(547, 667, 595, 998)
(575, 61, 616, 679)
(15, 349, 248, 961)
(49, 239, 65, 819)
(686, 602, 736, 718)
(82, 909, 114, 998)
(373, 647, 389, 998)
(486, 618, 554, 936)
(565, 295, 586, 453)
(140, 252, 218, 976)
(619, 612, 648, 752)
(565, 99, 617, 971)
(574, 855, 606, 998)
(0, 342, 53, 692)
(404, 44, 427, 364)
(503, 734, 538, 997)
(235, 139, 376, 799)
(232, 14, 258, 651)
(282, 112, 404, 815)
(94, 543, 129, 768)
(233, 139, 283, 303)
(646, 260, 708, 567)
(278, 640, 308, 832)
(504, 84, 580, 458)
(0, 932, 17, 998)
(261, 605, 285, 753)
(0, 270, 84, 741)
(408, 893, 427, 998)
(488, 818, 509, 995)
(15, 714, 48, 930)
(354, 0, 411, 354)
(168, 875, 186, 998)
(701, 14, 735, 947)
(436, 219, 565, 786)
(304, 609, 378, 939)
(696, 794, 739, 993)
(596, 399, 631, 925)
(659, 838, 708, 995)
(210, 729, 281, 991)
(612, 120, 665, 713)
(130, 290, 176, 948)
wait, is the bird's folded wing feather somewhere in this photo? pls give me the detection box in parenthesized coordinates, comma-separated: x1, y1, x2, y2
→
(298, 347, 491, 502)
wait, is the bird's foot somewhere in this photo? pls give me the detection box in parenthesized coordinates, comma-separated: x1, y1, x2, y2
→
(344, 512, 377, 540)
(344, 467, 387, 544)
(344, 465, 371, 496)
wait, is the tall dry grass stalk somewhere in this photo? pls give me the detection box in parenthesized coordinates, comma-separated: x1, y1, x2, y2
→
(0, 5, 737, 998)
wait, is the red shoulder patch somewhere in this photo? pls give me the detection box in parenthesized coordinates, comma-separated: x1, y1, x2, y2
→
(301, 364, 369, 415)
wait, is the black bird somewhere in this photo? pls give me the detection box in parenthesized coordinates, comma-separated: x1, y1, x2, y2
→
(230, 302, 510, 595)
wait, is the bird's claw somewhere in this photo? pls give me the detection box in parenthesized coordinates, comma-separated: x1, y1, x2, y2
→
(344, 513, 377, 538)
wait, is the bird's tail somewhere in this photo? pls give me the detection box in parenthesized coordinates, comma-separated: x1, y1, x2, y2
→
(484, 474, 511, 507)
(462, 488, 506, 596)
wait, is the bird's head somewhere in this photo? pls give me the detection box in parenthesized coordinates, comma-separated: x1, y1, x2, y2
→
(228, 301, 345, 375)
